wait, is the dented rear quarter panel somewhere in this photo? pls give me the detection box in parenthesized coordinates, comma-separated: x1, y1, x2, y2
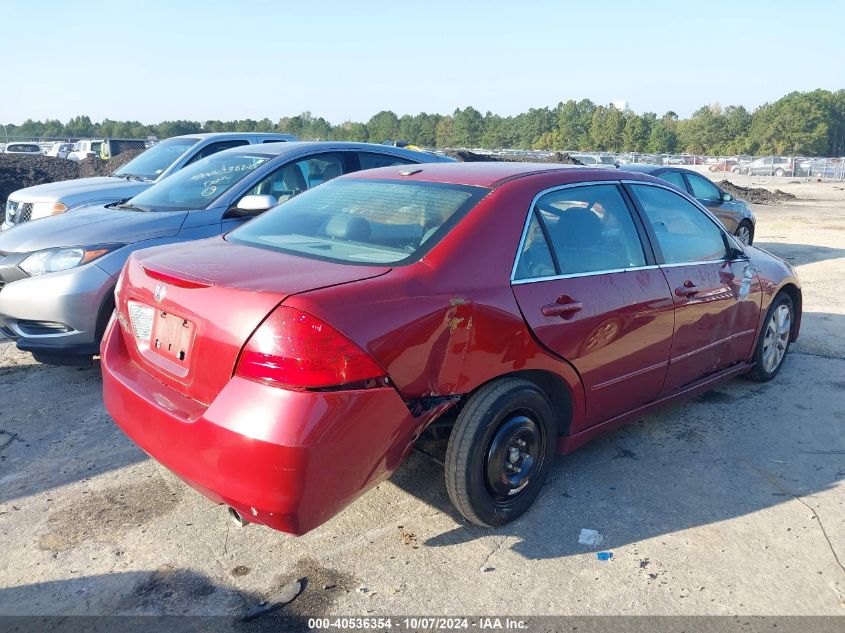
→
(284, 177, 593, 435)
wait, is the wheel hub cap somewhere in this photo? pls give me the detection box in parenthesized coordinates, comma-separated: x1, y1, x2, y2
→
(762, 304, 790, 373)
(485, 415, 542, 498)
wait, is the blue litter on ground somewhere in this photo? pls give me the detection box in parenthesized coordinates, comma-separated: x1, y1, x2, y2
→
(597, 552, 613, 561)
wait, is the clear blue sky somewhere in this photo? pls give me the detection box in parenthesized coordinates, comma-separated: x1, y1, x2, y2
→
(4, 0, 843, 124)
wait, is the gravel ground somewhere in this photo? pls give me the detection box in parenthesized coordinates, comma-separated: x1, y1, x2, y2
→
(0, 175, 843, 624)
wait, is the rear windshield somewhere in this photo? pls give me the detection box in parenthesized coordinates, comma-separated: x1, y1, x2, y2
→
(226, 179, 488, 265)
(113, 137, 199, 181)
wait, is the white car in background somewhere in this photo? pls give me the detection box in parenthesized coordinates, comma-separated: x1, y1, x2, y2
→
(66, 139, 105, 161)
(45, 142, 75, 159)
(3, 142, 44, 155)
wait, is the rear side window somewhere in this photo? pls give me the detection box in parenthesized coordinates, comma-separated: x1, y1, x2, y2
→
(657, 171, 686, 191)
(513, 214, 555, 280)
(630, 184, 728, 264)
(227, 179, 487, 265)
(514, 184, 646, 279)
(358, 152, 415, 169)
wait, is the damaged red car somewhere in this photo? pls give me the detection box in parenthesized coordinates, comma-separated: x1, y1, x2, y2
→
(101, 162, 802, 535)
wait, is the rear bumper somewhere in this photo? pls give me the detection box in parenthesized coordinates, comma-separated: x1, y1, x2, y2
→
(101, 318, 434, 535)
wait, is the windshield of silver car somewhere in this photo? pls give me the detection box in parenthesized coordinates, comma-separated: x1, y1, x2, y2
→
(113, 138, 200, 182)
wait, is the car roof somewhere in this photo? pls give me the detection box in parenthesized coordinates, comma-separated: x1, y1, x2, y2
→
(347, 162, 656, 188)
(172, 132, 294, 141)
(211, 140, 450, 161)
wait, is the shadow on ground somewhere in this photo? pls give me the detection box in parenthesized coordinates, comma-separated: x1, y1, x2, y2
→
(752, 242, 845, 266)
(0, 571, 315, 631)
(390, 348, 845, 561)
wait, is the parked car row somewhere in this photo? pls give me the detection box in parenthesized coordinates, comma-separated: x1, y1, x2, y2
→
(0, 138, 801, 537)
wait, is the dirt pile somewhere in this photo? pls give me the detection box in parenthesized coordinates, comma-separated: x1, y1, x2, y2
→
(0, 155, 80, 215)
(0, 150, 145, 215)
(77, 149, 144, 178)
(445, 149, 584, 165)
(717, 180, 797, 205)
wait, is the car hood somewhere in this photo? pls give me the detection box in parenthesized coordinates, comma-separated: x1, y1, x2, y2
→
(0, 205, 187, 253)
(9, 176, 150, 204)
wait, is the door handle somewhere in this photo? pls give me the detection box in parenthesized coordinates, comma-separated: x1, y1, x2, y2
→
(675, 281, 699, 298)
(542, 301, 584, 318)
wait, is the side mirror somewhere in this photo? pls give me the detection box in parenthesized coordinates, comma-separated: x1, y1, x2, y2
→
(721, 192, 733, 202)
(235, 194, 277, 214)
(729, 244, 747, 261)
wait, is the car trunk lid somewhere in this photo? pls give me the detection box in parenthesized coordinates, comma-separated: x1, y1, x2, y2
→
(116, 237, 391, 404)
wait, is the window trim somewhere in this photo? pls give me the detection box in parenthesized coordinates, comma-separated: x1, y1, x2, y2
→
(510, 181, 655, 284)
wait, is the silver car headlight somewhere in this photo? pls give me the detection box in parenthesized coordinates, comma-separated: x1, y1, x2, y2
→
(30, 202, 68, 220)
(19, 244, 123, 277)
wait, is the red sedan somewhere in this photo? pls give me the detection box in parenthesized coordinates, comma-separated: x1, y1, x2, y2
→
(102, 162, 802, 534)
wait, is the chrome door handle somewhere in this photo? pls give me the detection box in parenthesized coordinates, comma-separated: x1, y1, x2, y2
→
(675, 283, 699, 298)
(542, 301, 584, 318)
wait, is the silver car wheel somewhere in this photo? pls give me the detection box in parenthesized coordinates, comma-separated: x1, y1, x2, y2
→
(761, 304, 791, 373)
(736, 224, 752, 245)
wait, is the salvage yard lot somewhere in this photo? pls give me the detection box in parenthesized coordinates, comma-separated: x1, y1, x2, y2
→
(0, 177, 843, 620)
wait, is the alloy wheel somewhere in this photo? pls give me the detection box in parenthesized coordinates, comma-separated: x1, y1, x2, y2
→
(762, 304, 791, 373)
(736, 224, 752, 245)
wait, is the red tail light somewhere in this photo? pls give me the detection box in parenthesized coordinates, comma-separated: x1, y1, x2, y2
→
(235, 307, 386, 390)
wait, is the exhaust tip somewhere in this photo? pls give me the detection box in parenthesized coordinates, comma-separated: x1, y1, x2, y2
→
(227, 506, 250, 528)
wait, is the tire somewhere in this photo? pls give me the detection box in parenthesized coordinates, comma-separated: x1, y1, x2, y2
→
(735, 220, 754, 245)
(774, 168, 785, 177)
(445, 378, 557, 527)
(731, 167, 741, 174)
(748, 293, 794, 382)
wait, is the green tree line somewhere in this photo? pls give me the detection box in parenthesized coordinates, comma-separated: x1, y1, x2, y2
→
(4, 89, 844, 156)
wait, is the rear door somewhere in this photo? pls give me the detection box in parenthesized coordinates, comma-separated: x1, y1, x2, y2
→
(626, 183, 761, 394)
(511, 183, 675, 428)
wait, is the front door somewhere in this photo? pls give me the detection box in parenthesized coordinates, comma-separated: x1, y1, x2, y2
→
(511, 183, 675, 429)
(627, 183, 762, 394)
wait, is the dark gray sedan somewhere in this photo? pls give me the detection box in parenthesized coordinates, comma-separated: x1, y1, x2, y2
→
(624, 165, 756, 245)
(0, 142, 452, 364)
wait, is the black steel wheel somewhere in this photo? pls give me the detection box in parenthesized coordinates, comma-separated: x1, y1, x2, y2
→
(445, 378, 556, 527)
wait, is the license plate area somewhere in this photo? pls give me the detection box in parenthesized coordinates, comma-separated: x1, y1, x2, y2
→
(151, 311, 196, 365)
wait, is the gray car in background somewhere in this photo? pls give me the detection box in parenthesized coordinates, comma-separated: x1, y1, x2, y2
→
(0, 141, 453, 363)
(1, 132, 297, 231)
(623, 164, 757, 244)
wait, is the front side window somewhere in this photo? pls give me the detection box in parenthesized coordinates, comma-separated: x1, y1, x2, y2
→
(227, 179, 486, 265)
(113, 137, 199, 181)
(127, 152, 271, 211)
(686, 173, 722, 201)
(515, 184, 646, 278)
(631, 184, 727, 264)
(242, 153, 345, 205)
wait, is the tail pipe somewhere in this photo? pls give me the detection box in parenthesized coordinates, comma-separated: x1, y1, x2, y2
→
(227, 506, 250, 528)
